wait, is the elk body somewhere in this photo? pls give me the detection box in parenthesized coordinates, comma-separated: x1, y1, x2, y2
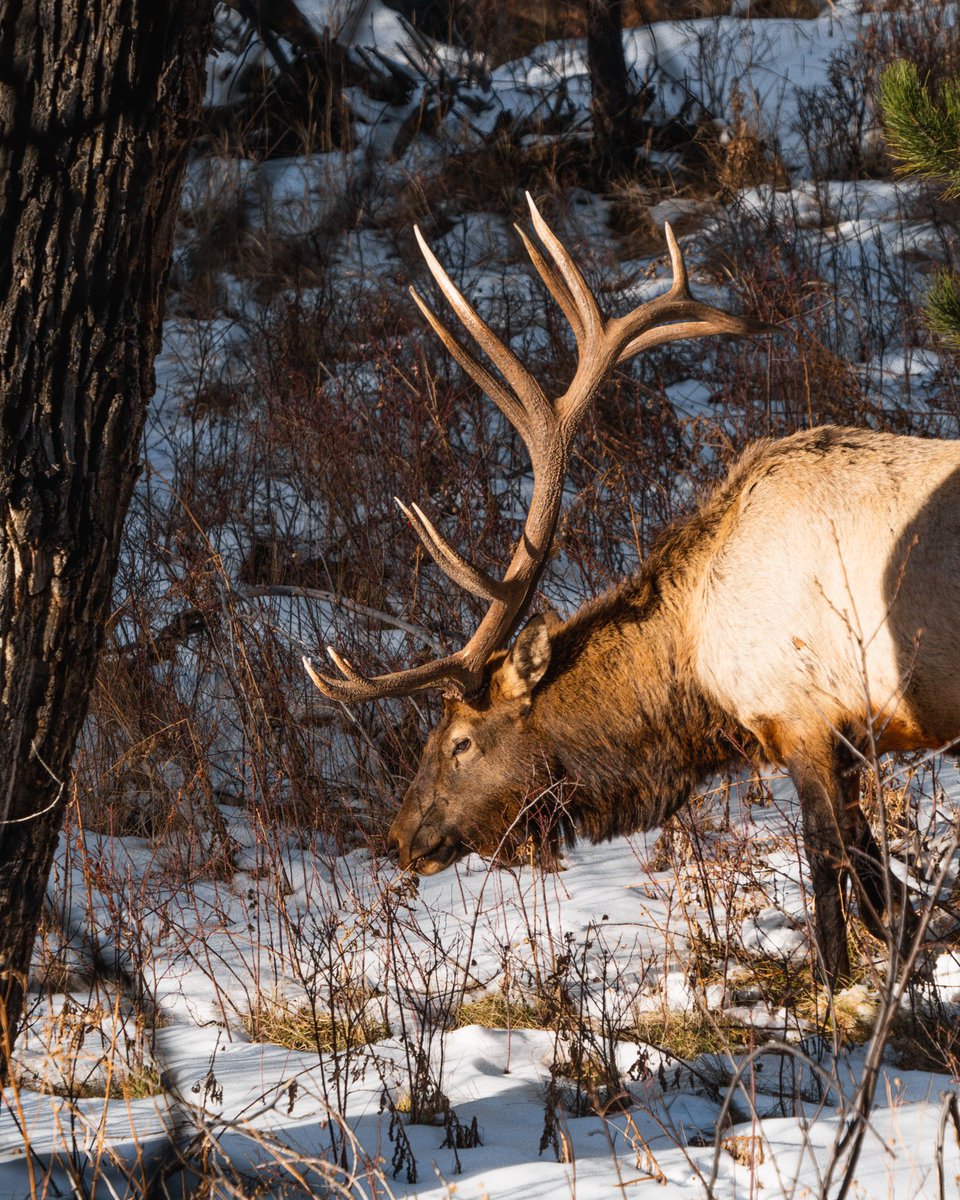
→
(306, 197, 956, 985)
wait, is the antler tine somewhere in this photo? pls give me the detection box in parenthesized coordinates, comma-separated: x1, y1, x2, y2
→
(663, 222, 691, 298)
(303, 653, 473, 702)
(414, 227, 553, 428)
(303, 655, 343, 695)
(408, 286, 533, 451)
(396, 497, 512, 603)
(327, 647, 364, 681)
(514, 224, 586, 350)
(617, 311, 779, 362)
(606, 222, 779, 363)
(304, 652, 369, 700)
(524, 192, 604, 344)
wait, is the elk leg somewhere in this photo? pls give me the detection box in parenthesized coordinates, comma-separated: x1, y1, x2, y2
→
(787, 753, 852, 987)
(835, 753, 919, 954)
(834, 748, 888, 942)
(840, 803, 889, 942)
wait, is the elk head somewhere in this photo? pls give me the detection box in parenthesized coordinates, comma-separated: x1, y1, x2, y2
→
(304, 194, 774, 872)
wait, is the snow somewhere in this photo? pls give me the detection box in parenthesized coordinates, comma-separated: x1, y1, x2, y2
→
(7, 772, 960, 1194)
(6, 1014, 960, 1198)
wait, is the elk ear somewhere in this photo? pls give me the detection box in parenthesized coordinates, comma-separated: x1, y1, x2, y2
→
(498, 614, 552, 706)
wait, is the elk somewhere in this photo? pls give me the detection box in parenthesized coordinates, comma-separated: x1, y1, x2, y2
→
(305, 194, 960, 986)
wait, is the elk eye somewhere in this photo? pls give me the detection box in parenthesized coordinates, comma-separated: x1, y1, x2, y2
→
(451, 737, 472, 758)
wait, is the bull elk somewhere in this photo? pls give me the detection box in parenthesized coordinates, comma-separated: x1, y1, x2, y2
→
(305, 194, 958, 986)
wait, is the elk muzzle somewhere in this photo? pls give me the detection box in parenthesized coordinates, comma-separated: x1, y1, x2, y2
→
(387, 800, 463, 875)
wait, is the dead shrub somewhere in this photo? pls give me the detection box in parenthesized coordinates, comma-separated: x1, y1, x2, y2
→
(704, 221, 909, 438)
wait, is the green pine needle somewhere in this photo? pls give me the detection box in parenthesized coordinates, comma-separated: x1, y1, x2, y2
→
(880, 61, 960, 195)
(925, 271, 960, 350)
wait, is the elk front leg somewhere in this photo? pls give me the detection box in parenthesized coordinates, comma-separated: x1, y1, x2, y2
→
(836, 746, 918, 956)
(789, 741, 917, 986)
(789, 754, 852, 988)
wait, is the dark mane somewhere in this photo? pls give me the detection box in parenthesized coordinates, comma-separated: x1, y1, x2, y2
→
(529, 462, 761, 844)
(531, 429, 870, 843)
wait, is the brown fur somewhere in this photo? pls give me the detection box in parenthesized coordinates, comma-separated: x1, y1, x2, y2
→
(389, 506, 753, 871)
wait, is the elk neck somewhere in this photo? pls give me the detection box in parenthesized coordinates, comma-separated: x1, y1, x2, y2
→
(523, 526, 756, 845)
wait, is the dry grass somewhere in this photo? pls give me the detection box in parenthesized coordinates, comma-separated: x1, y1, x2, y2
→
(627, 1010, 750, 1059)
(243, 994, 389, 1054)
(13, 995, 164, 1101)
(15, 1060, 165, 1102)
(796, 985, 881, 1046)
(454, 993, 553, 1030)
(890, 1006, 960, 1074)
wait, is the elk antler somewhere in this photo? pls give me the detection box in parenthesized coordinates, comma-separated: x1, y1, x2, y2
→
(305, 193, 776, 702)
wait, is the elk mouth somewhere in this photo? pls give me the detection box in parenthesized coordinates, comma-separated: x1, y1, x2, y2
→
(409, 833, 464, 875)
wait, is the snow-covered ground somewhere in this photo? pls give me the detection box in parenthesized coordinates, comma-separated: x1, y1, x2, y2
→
(6, 770, 960, 1197)
(5, 2, 960, 1196)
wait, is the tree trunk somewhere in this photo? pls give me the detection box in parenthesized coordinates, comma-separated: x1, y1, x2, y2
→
(585, 0, 634, 180)
(0, 1, 211, 1074)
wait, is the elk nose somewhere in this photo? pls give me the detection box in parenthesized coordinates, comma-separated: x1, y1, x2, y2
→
(386, 828, 401, 861)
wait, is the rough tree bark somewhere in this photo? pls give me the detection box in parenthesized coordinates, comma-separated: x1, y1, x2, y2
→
(0, 2, 211, 1074)
(585, 0, 635, 179)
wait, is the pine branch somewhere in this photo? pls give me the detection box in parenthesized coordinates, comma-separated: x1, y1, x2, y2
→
(880, 60, 960, 195)
(925, 270, 960, 350)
